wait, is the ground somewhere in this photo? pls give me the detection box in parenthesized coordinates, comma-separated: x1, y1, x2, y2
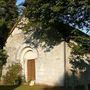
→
(0, 85, 65, 90)
(0, 85, 89, 90)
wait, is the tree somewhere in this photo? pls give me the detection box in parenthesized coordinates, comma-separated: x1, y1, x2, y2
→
(23, 0, 90, 50)
(23, 0, 89, 37)
(0, 0, 18, 79)
(3, 63, 22, 85)
(0, 49, 7, 77)
(0, 0, 18, 48)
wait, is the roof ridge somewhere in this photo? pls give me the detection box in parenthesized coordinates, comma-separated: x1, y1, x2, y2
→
(9, 16, 24, 36)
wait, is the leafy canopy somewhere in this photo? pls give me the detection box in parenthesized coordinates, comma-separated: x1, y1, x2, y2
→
(23, 0, 90, 52)
(23, 0, 90, 39)
(0, 0, 18, 77)
(0, 0, 18, 48)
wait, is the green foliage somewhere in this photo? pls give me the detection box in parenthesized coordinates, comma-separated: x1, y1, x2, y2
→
(0, 49, 7, 66)
(0, 0, 18, 28)
(71, 44, 86, 55)
(0, 0, 18, 48)
(23, 0, 90, 43)
(23, 0, 73, 39)
(24, 0, 89, 33)
(23, 0, 90, 55)
(0, 49, 7, 76)
(69, 36, 90, 56)
(73, 36, 90, 54)
(0, 0, 18, 81)
(69, 36, 90, 86)
(70, 55, 89, 71)
(0, 49, 7, 77)
(3, 63, 22, 85)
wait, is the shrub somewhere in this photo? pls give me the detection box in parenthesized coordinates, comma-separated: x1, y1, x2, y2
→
(3, 63, 22, 85)
(0, 49, 7, 78)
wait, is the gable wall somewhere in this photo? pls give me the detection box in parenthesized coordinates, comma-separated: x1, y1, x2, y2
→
(35, 42, 65, 86)
(2, 17, 90, 86)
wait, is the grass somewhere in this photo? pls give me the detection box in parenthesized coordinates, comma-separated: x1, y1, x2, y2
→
(0, 84, 89, 90)
(15, 85, 44, 90)
(0, 85, 64, 90)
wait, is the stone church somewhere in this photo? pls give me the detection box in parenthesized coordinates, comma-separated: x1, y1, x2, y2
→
(2, 17, 90, 86)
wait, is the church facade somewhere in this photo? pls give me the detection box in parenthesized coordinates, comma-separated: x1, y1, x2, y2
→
(2, 17, 90, 86)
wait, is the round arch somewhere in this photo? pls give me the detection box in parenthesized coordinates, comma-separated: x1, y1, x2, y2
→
(16, 43, 38, 81)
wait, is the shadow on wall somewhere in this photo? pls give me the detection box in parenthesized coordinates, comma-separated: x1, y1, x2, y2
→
(44, 55, 90, 90)
(0, 56, 90, 90)
(66, 55, 90, 90)
(25, 22, 75, 51)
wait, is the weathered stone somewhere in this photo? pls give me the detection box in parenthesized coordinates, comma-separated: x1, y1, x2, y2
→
(2, 17, 90, 87)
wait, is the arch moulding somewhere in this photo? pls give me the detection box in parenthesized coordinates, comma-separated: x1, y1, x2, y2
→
(16, 43, 38, 81)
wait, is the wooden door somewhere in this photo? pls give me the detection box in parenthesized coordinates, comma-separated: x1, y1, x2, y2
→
(27, 60, 35, 81)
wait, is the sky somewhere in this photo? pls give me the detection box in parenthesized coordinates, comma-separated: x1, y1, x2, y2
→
(16, 0, 25, 5)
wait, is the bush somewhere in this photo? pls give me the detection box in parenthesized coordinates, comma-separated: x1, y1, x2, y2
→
(0, 49, 7, 78)
(3, 63, 22, 85)
(0, 49, 7, 66)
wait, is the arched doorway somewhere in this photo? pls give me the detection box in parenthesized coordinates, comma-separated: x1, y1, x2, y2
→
(16, 44, 38, 82)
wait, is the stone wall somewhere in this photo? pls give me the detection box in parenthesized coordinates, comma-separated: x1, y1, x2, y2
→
(35, 42, 65, 86)
(2, 17, 90, 86)
(4, 26, 66, 86)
